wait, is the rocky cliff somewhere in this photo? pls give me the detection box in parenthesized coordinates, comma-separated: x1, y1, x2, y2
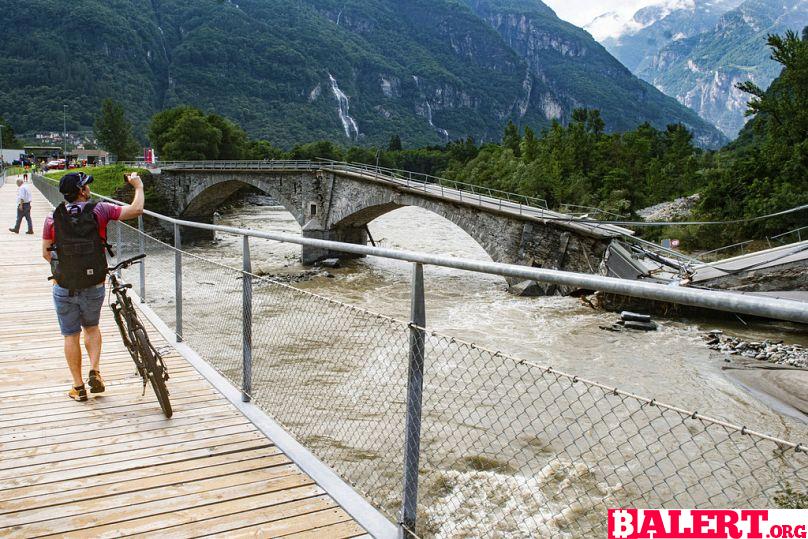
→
(602, 0, 808, 138)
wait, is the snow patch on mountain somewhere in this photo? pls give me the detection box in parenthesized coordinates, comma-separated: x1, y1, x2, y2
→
(583, 0, 695, 40)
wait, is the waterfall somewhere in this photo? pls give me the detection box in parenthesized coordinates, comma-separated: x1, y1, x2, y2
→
(426, 102, 449, 141)
(328, 73, 359, 140)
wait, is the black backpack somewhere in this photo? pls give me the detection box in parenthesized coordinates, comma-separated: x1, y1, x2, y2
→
(52, 202, 109, 290)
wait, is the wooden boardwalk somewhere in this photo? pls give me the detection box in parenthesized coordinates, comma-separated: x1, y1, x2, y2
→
(0, 177, 369, 538)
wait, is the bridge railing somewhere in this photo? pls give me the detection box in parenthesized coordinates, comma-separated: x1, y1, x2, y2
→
(33, 174, 808, 538)
(315, 159, 551, 213)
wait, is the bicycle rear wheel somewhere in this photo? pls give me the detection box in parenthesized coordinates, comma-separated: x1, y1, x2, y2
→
(134, 327, 173, 418)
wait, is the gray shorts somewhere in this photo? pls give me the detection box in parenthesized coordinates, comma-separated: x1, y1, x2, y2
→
(52, 284, 106, 336)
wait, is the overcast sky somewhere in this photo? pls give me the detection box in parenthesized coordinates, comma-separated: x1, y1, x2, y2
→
(542, 0, 661, 39)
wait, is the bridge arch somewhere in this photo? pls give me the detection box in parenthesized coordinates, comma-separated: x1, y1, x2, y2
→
(328, 192, 525, 267)
(180, 177, 305, 226)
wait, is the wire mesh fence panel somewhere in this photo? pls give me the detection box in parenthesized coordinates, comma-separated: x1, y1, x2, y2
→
(415, 331, 807, 538)
(116, 225, 176, 329)
(246, 276, 411, 521)
(33, 175, 62, 207)
(173, 248, 245, 381)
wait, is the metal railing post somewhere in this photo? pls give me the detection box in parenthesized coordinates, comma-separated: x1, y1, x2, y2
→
(400, 262, 426, 537)
(138, 216, 146, 302)
(242, 235, 253, 403)
(174, 223, 183, 342)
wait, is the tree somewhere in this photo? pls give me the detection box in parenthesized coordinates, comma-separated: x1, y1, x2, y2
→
(94, 99, 139, 161)
(586, 109, 605, 135)
(148, 106, 198, 158)
(502, 121, 521, 157)
(737, 30, 808, 147)
(387, 134, 402, 152)
(521, 126, 539, 162)
(0, 116, 20, 149)
(288, 140, 344, 161)
(161, 109, 222, 160)
(207, 114, 247, 159)
(246, 140, 283, 160)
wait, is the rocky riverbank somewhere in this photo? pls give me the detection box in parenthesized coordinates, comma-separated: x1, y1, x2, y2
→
(703, 330, 808, 369)
(638, 194, 700, 222)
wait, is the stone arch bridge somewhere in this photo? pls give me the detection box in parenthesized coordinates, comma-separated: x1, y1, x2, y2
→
(151, 161, 630, 291)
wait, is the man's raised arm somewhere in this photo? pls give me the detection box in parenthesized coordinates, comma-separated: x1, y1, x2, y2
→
(118, 173, 145, 221)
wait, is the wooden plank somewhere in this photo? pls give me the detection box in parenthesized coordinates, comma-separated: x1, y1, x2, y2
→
(0, 415, 251, 462)
(2, 395, 222, 435)
(0, 424, 259, 480)
(0, 369, 200, 400)
(137, 496, 340, 539)
(0, 403, 235, 445)
(0, 393, 220, 430)
(66, 490, 332, 539)
(0, 463, 301, 529)
(0, 405, 238, 448)
(218, 508, 356, 538)
(19, 476, 317, 537)
(0, 435, 274, 500)
(0, 378, 214, 417)
(0, 433, 269, 488)
(281, 520, 369, 539)
(0, 446, 280, 504)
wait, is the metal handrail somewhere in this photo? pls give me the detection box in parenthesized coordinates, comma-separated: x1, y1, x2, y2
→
(317, 159, 551, 210)
(695, 239, 755, 260)
(558, 203, 627, 220)
(34, 173, 808, 324)
(770, 225, 807, 241)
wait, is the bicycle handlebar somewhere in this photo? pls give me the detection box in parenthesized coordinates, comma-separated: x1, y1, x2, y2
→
(109, 254, 146, 273)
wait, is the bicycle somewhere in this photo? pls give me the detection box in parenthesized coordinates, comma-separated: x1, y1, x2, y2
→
(108, 254, 173, 418)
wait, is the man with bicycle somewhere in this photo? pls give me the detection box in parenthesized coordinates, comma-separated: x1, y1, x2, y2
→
(42, 172, 144, 401)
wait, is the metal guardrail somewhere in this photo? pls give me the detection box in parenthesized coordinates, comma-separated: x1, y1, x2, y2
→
(695, 239, 755, 260)
(33, 173, 807, 538)
(771, 225, 806, 243)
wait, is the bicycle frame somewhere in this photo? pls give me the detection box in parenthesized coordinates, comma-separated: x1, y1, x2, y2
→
(108, 264, 168, 389)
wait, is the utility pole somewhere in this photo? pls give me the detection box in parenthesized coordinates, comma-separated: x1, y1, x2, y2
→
(0, 124, 4, 170)
(63, 104, 67, 166)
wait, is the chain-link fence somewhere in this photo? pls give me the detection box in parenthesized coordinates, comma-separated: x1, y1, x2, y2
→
(32, 175, 807, 538)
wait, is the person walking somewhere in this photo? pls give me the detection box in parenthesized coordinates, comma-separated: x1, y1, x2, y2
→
(9, 178, 34, 234)
(42, 171, 144, 401)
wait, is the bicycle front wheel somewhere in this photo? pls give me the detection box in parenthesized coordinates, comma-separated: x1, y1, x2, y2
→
(134, 327, 173, 418)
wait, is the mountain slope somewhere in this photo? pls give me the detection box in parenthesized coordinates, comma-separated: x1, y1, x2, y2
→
(602, 0, 744, 73)
(641, 0, 808, 137)
(463, 0, 727, 146)
(0, 0, 726, 148)
(601, 0, 808, 138)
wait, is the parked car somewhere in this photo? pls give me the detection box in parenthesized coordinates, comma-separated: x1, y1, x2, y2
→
(45, 159, 66, 170)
